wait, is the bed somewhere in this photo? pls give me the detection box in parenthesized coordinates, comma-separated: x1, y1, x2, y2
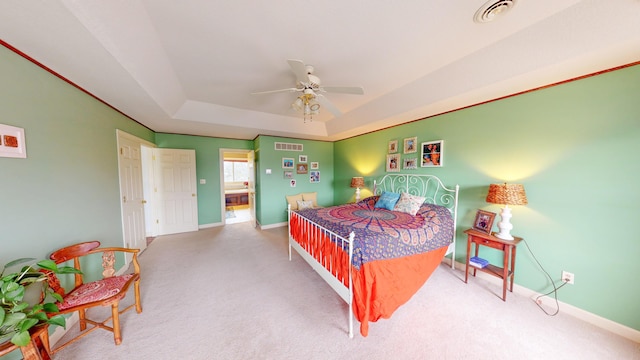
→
(287, 173, 459, 337)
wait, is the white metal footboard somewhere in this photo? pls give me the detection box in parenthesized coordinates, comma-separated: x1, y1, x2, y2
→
(288, 206, 356, 338)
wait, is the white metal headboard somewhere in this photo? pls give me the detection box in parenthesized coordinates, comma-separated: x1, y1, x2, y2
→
(373, 174, 459, 215)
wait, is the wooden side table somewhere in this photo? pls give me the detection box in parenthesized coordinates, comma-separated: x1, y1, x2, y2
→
(464, 228, 522, 301)
(0, 325, 51, 360)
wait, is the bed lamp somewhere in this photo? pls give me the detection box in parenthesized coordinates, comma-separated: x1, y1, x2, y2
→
(350, 177, 365, 202)
(485, 183, 528, 240)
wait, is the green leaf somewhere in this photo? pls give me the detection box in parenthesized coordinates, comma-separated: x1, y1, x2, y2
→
(17, 318, 38, 333)
(10, 330, 31, 347)
(36, 259, 57, 271)
(3, 258, 36, 271)
(3, 313, 26, 327)
(48, 315, 66, 328)
(0, 308, 5, 326)
(11, 301, 28, 313)
(42, 302, 59, 313)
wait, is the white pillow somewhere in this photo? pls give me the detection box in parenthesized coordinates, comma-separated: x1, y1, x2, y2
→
(297, 200, 314, 210)
(393, 192, 426, 216)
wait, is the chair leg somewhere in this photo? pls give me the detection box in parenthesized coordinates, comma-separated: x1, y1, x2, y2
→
(111, 302, 122, 345)
(79, 309, 87, 331)
(134, 279, 142, 313)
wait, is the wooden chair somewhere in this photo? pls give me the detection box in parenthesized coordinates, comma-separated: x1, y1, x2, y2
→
(45, 241, 142, 353)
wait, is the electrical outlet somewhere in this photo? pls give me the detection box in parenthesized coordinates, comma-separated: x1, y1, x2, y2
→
(562, 271, 575, 285)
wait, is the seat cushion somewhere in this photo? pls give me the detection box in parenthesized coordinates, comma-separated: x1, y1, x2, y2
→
(58, 274, 135, 310)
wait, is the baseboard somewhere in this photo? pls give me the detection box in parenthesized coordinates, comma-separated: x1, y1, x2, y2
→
(446, 259, 640, 343)
(199, 222, 223, 229)
(260, 221, 287, 230)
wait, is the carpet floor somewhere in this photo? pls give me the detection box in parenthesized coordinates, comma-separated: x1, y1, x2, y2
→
(52, 223, 640, 359)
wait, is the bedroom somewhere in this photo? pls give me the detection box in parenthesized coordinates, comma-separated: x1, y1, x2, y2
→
(0, 1, 639, 357)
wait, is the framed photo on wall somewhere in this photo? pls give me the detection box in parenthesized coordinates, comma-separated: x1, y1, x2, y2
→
(310, 171, 320, 183)
(282, 157, 294, 169)
(310, 162, 319, 169)
(299, 155, 307, 163)
(388, 140, 398, 154)
(403, 137, 417, 154)
(403, 158, 417, 170)
(0, 124, 27, 158)
(297, 163, 308, 174)
(284, 171, 294, 179)
(421, 140, 443, 167)
(386, 153, 400, 172)
(473, 210, 496, 234)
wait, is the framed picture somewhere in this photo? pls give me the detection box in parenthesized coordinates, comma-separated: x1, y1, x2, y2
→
(290, 179, 297, 187)
(310, 171, 320, 183)
(298, 155, 307, 163)
(386, 153, 400, 172)
(310, 162, 319, 169)
(473, 210, 497, 234)
(403, 158, 417, 170)
(403, 137, 417, 154)
(282, 157, 294, 169)
(296, 163, 308, 174)
(0, 124, 27, 158)
(388, 140, 398, 154)
(284, 171, 294, 179)
(421, 140, 443, 167)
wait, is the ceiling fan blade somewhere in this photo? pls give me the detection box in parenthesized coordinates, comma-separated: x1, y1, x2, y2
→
(320, 86, 364, 95)
(315, 94, 342, 117)
(251, 87, 301, 95)
(287, 59, 310, 84)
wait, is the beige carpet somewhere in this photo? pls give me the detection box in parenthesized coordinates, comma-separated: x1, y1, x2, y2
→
(52, 224, 640, 359)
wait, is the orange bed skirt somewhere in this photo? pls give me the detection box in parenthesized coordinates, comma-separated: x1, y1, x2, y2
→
(289, 213, 447, 336)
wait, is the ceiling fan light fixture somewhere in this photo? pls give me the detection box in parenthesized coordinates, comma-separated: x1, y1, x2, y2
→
(474, 0, 517, 23)
(291, 97, 303, 111)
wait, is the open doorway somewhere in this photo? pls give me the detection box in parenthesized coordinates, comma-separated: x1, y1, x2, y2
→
(221, 149, 255, 225)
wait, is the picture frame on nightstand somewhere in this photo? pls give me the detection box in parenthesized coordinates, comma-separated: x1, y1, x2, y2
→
(473, 209, 496, 234)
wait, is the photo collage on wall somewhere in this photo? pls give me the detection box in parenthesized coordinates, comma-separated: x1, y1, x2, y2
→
(282, 154, 320, 185)
(386, 137, 443, 172)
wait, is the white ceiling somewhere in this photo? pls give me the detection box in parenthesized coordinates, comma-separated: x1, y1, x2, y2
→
(1, 1, 639, 141)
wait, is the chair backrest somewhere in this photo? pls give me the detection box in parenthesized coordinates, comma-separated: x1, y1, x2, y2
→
(50, 241, 101, 263)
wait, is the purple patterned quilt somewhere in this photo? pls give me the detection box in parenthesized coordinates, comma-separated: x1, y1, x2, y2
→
(295, 196, 454, 269)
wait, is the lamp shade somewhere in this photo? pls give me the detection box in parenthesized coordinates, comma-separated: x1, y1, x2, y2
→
(350, 177, 365, 188)
(486, 183, 528, 206)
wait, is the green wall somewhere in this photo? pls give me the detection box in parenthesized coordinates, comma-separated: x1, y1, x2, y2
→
(0, 45, 154, 264)
(255, 135, 334, 225)
(155, 133, 253, 226)
(334, 64, 640, 332)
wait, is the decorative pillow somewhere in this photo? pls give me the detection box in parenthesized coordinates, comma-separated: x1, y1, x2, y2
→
(285, 194, 303, 210)
(301, 192, 318, 207)
(393, 192, 426, 216)
(297, 200, 314, 210)
(374, 191, 401, 211)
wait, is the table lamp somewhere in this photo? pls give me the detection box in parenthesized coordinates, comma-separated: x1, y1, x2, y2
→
(350, 177, 365, 202)
(485, 183, 528, 240)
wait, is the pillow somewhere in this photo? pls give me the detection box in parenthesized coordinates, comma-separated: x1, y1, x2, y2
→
(285, 194, 303, 210)
(301, 192, 318, 207)
(297, 200, 314, 210)
(393, 192, 426, 216)
(374, 191, 401, 211)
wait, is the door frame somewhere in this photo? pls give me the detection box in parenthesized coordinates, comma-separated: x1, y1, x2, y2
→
(219, 148, 255, 226)
(115, 130, 156, 257)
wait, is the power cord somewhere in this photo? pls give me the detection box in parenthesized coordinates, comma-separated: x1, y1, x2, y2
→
(521, 238, 569, 316)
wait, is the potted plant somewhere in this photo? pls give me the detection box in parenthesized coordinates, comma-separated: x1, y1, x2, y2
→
(0, 257, 80, 347)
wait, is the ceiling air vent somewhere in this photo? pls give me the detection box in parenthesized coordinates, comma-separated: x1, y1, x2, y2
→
(474, 0, 518, 23)
(274, 142, 303, 151)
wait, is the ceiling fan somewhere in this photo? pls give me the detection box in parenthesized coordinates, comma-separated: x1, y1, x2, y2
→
(252, 59, 364, 121)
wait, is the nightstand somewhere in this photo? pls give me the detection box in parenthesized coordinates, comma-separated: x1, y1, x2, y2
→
(464, 228, 522, 301)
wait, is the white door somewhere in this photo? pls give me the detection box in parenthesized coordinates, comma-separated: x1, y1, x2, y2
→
(247, 150, 256, 227)
(154, 148, 198, 235)
(117, 133, 147, 257)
